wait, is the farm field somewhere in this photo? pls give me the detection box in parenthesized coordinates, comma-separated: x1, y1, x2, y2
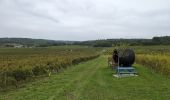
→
(1, 56, 170, 100)
(0, 46, 100, 89)
(1, 0, 170, 99)
(133, 46, 170, 78)
(1, 45, 170, 100)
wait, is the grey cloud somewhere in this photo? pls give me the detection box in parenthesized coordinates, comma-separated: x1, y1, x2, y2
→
(0, 0, 170, 41)
(23, 10, 59, 24)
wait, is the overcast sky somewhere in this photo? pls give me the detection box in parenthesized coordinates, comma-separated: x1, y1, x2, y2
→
(0, 0, 170, 41)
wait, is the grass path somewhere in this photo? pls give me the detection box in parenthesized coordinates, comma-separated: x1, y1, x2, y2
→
(1, 56, 170, 100)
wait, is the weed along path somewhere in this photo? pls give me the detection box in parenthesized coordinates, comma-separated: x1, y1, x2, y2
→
(1, 56, 170, 100)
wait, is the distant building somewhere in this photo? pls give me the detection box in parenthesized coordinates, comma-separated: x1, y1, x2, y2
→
(3, 43, 23, 48)
(14, 44, 23, 48)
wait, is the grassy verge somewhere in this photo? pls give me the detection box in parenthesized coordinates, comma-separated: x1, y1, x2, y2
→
(1, 56, 170, 100)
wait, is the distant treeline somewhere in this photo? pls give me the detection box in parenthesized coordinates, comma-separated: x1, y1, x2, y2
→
(74, 36, 170, 47)
(0, 38, 75, 47)
(0, 36, 170, 47)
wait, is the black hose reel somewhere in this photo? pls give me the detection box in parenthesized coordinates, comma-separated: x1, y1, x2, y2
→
(113, 49, 135, 67)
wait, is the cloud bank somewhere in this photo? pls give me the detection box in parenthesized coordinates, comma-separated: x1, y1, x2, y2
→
(0, 0, 170, 40)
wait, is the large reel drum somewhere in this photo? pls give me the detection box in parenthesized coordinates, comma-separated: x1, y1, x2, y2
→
(113, 49, 135, 67)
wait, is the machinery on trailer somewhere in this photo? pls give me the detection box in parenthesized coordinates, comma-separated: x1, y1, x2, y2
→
(110, 48, 137, 77)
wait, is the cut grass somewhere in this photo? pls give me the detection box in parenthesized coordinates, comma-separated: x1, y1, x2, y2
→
(1, 56, 170, 100)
